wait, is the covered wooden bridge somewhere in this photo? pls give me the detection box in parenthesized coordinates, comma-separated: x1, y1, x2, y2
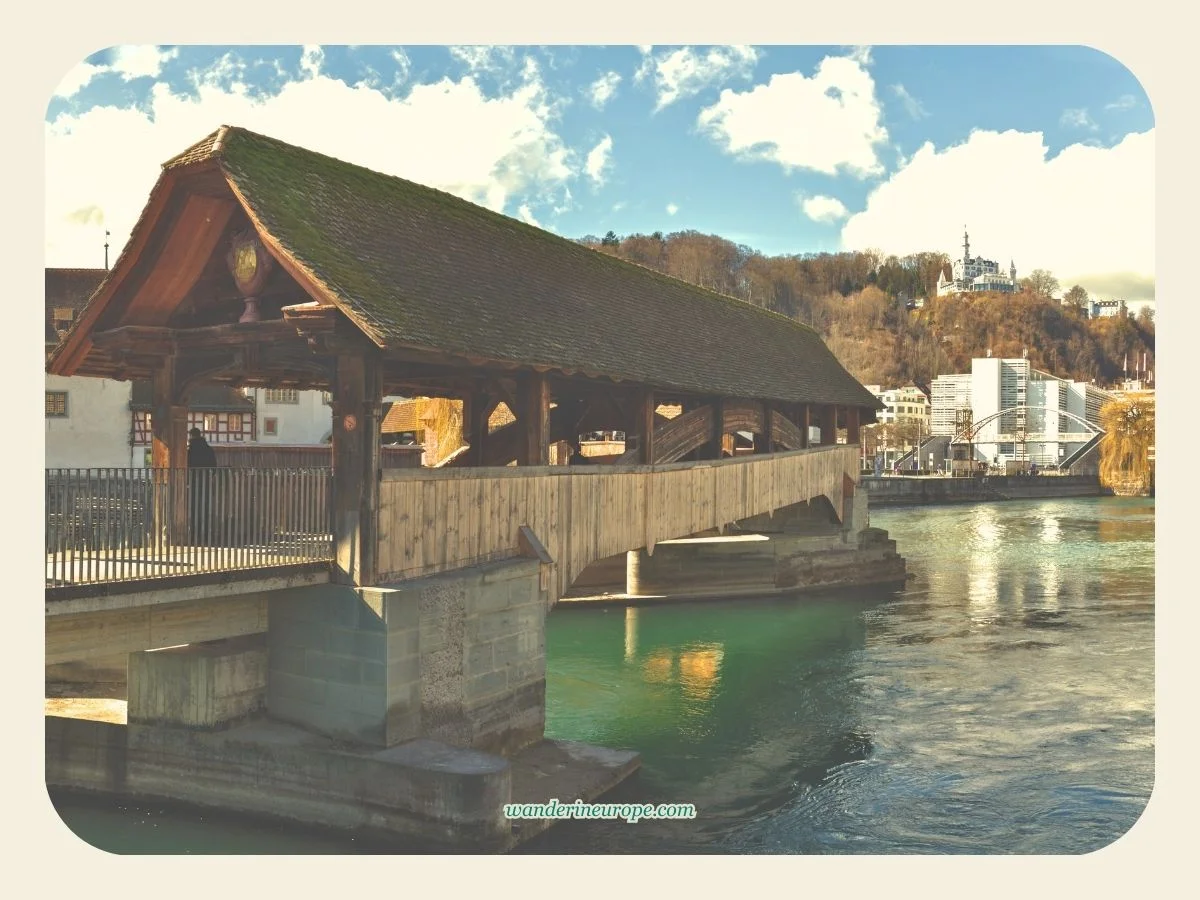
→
(47, 125, 882, 600)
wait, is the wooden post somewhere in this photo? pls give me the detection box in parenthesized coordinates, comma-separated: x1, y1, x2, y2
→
(708, 398, 725, 459)
(520, 371, 550, 466)
(800, 404, 811, 448)
(464, 390, 492, 467)
(151, 361, 188, 545)
(639, 388, 655, 464)
(361, 354, 382, 585)
(755, 401, 774, 454)
(823, 405, 838, 445)
(846, 407, 861, 446)
(331, 351, 382, 585)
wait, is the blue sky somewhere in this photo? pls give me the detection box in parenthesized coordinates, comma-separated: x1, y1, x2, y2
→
(45, 44, 1155, 305)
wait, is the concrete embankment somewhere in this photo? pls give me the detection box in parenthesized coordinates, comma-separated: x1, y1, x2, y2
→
(45, 560, 641, 851)
(862, 475, 1102, 508)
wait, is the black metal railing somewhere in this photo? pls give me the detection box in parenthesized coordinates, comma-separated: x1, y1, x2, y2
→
(45, 467, 333, 587)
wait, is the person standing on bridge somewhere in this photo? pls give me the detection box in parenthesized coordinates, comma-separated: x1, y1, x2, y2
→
(187, 427, 218, 543)
(187, 427, 217, 469)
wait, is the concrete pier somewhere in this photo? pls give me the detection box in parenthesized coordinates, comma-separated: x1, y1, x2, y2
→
(565, 495, 906, 604)
(46, 558, 641, 850)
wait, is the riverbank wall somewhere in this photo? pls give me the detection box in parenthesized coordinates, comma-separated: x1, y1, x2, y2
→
(862, 474, 1102, 508)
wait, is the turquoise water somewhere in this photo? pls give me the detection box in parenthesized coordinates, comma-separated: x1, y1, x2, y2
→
(50, 497, 1154, 854)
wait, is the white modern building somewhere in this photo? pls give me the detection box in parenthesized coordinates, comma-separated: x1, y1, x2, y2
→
(930, 357, 1114, 468)
(935, 227, 1018, 297)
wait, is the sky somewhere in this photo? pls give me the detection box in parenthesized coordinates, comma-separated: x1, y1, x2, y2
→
(45, 44, 1155, 308)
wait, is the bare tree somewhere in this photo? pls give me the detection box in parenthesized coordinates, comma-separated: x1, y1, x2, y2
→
(1020, 269, 1060, 299)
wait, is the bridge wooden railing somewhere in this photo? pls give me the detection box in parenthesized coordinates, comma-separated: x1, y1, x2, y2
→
(376, 445, 858, 603)
(45, 467, 333, 587)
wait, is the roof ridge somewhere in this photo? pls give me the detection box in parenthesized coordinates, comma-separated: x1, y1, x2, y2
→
(216, 126, 824, 339)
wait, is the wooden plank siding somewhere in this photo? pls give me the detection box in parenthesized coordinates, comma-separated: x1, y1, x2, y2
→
(376, 445, 857, 605)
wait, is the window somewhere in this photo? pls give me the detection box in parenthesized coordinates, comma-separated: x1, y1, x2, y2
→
(45, 391, 68, 417)
(264, 417, 278, 436)
(188, 412, 254, 443)
(265, 388, 299, 404)
(52, 307, 75, 338)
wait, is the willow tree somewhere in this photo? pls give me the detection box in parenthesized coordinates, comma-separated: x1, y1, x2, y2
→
(1098, 396, 1155, 495)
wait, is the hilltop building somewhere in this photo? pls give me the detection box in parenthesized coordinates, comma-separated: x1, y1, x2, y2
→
(935, 227, 1018, 297)
(1089, 298, 1125, 319)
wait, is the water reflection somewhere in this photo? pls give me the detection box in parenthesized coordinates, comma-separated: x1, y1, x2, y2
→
(1040, 513, 1062, 544)
(967, 504, 1001, 623)
(678, 644, 725, 702)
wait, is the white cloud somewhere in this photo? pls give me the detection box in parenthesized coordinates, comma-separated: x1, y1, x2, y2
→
(45, 56, 580, 267)
(516, 203, 542, 227)
(299, 45, 323, 79)
(848, 46, 872, 66)
(1060, 107, 1098, 131)
(51, 46, 180, 100)
(1105, 94, 1138, 112)
(666, 202, 679, 215)
(589, 71, 621, 109)
(890, 84, 927, 120)
(585, 135, 613, 187)
(840, 129, 1155, 303)
(450, 45, 516, 76)
(640, 45, 758, 110)
(110, 46, 179, 80)
(697, 53, 888, 178)
(612, 201, 627, 213)
(391, 49, 411, 86)
(53, 62, 106, 99)
(799, 194, 850, 223)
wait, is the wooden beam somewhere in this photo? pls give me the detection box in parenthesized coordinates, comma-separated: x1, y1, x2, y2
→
(846, 407, 861, 446)
(520, 371, 551, 466)
(755, 401, 774, 454)
(463, 390, 496, 467)
(119, 194, 238, 327)
(150, 361, 188, 546)
(824, 405, 839, 445)
(801, 404, 810, 448)
(331, 352, 382, 585)
(639, 388, 655, 464)
(708, 397, 725, 459)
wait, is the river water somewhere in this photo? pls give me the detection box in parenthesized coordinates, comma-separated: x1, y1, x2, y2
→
(50, 497, 1154, 855)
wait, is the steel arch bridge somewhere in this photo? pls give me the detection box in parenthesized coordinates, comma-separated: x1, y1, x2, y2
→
(949, 405, 1104, 446)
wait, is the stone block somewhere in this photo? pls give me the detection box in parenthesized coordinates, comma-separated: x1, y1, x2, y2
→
(467, 610, 518, 642)
(128, 636, 267, 730)
(325, 681, 385, 718)
(268, 669, 329, 706)
(465, 641, 495, 678)
(466, 669, 509, 703)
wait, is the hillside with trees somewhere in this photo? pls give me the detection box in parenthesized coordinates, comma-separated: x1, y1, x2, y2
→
(581, 230, 1155, 389)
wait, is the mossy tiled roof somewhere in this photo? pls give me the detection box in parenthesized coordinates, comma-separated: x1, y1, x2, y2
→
(193, 126, 881, 409)
(45, 268, 105, 344)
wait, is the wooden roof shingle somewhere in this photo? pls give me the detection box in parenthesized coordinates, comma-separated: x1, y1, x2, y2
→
(52, 125, 882, 412)
(209, 127, 880, 409)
